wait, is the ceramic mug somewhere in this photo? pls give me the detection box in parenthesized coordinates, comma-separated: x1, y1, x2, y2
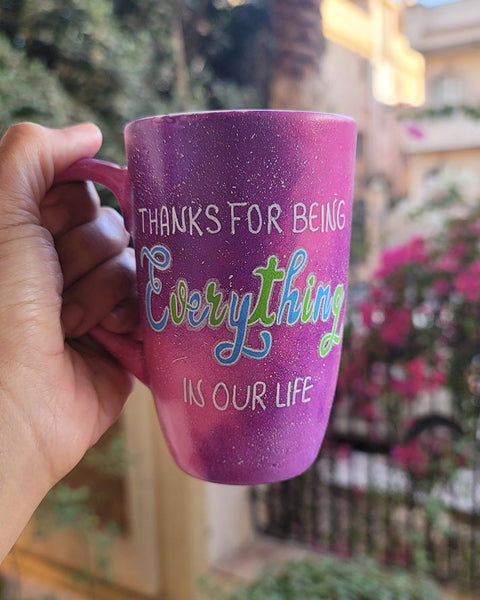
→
(56, 110, 357, 485)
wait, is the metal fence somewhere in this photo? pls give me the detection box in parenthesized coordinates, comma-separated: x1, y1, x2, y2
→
(251, 392, 480, 593)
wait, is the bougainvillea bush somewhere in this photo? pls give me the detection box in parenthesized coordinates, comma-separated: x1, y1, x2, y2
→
(336, 200, 480, 484)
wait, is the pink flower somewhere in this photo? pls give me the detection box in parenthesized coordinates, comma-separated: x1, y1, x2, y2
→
(405, 122, 425, 139)
(432, 279, 451, 296)
(334, 444, 352, 459)
(372, 286, 393, 303)
(454, 260, 480, 301)
(431, 366, 446, 387)
(467, 222, 480, 236)
(371, 361, 388, 384)
(391, 438, 428, 480)
(360, 301, 375, 326)
(390, 357, 442, 400)
(435, 253, 460, 274)
(450, 242, 469, 259)
(406, 357, 433, 394)
(353, 485, 365, 498)
(380, 307, 411, 347)
(375, 238, 426, 278)
(355, 402, 383, 422)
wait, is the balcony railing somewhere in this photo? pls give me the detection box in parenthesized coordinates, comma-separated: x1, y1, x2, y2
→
(402, 111, 480, 154)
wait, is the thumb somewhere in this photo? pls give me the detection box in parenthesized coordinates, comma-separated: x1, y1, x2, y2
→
(0, 122, 102, 226)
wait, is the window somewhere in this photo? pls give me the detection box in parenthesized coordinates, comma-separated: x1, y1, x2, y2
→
(356, 132, 365, 160)
(351, 0, 368, 10)
(431, 73, 463, 107)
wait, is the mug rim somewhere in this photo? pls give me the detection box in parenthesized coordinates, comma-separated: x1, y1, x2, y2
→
(125, 109, 355, 132)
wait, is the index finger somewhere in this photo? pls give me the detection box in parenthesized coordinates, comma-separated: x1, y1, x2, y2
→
(0, 122, 102, 226)
(41, 181, 101, 239)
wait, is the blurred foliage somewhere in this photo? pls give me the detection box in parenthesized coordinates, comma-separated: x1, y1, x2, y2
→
(0, 433, 130, 600)
(0, 432, 131, 598)
(401, 103, 480, 122)
(0, 0, 272, 161)
(351, 197, 369, 266)
(200, 556, 451, 600)
(0, 34, 95, 126)
(0, 0, 273, 210)
(32, 433, 132, 585)
(34, 483, 120, 583)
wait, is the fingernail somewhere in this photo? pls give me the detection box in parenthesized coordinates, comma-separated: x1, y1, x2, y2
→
(61, 303, 84, 336)
(109, 304, 129, 322)
(102, 304, 135, 334)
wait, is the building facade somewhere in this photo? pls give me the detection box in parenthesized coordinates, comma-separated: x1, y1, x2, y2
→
(322, 0, 424, 275)
(390, 0, 480, 246)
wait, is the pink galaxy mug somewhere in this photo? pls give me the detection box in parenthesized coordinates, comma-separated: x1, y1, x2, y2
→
(56, 110, 357, 485)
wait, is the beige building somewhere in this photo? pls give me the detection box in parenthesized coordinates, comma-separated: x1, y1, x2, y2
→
(323, 0, 480, 271)
(321, 0, 425, 275)
(387, 0, 480, 246)
(323, 0, 424, 193)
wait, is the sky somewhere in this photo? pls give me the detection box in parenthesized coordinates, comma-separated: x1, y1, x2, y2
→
(417, 0, 461, 5)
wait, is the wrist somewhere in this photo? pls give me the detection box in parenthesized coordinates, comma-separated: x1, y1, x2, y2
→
(0, 393, 52, 563)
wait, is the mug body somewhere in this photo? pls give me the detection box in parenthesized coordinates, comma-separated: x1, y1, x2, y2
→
(125, 110, 356, 484)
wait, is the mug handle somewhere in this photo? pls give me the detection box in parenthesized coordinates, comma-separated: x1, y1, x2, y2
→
(54, 158, 150, 386)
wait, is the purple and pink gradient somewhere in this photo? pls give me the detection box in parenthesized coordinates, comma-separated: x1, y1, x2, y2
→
(57, 110, 357, 485)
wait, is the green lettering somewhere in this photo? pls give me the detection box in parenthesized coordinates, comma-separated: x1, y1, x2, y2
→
(249, 255, 284, 326)
(319, 284, 345, 358)
(301, 274, 316, 323)
(170, 279, 188, 325)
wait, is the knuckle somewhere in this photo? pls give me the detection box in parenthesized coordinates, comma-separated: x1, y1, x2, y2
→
(113, 251, 137, 291)
(101, 206, 128, 238)
(102, 205, 122, 220)
(2, 122, 44, 146)
(76, 182, 101, 219)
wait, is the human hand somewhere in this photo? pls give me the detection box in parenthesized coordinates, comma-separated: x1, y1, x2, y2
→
(0, 123, 137, 561)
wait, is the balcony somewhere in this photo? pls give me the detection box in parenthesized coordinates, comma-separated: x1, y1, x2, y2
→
(404, 0, 480, 54)
(402, 110, 480, 154)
